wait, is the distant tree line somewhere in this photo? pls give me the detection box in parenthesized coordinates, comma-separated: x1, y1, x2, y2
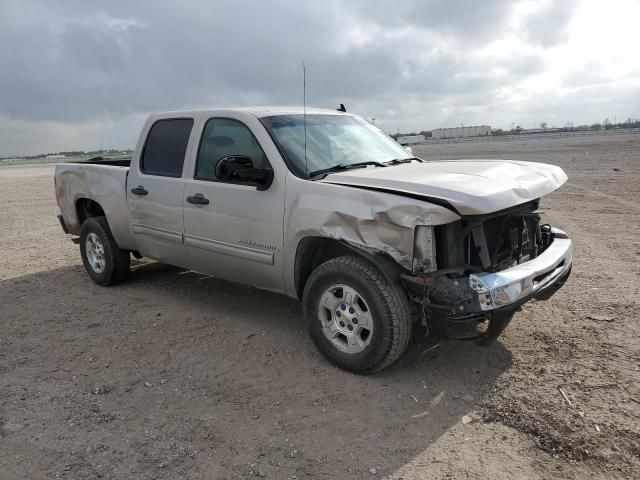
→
(590, 118, 640, 130)
(1, 149, 133, 161)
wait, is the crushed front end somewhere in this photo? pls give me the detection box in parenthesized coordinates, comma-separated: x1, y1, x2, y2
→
(403, 199, 573, 343)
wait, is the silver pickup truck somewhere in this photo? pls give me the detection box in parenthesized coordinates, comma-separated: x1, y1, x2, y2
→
(55, 107, 572, 373)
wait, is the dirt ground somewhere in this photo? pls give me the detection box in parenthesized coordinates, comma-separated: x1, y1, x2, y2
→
(1, 134, 638, 479)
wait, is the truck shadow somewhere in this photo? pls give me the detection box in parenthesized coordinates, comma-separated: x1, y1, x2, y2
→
(1, 262, 513, 479)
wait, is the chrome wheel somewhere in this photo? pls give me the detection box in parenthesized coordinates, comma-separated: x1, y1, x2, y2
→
(317, 284, 374, 354)
(85, 232, 106, 273)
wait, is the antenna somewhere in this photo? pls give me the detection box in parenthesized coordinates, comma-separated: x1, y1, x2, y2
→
(303, 60, 308, 177)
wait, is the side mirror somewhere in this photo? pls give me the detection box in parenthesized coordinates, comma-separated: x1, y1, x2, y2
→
(215, 155, 274, 191)
(404, 146, 413, 154)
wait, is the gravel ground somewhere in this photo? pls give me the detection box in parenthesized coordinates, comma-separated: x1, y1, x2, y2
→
(1, 134, 638, 479)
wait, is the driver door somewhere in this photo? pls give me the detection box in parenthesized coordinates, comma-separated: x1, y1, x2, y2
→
(182, 116, 285, 292)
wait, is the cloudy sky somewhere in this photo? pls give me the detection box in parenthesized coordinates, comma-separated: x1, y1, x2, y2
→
(1, 0, 639, 156)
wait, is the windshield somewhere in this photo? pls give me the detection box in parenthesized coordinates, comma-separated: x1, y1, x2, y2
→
(260, 114, 412, 178)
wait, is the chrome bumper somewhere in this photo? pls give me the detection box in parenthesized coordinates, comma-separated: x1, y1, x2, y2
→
(469, 228, 573, 311)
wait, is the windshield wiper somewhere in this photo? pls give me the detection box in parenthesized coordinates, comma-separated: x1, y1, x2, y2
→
(384, 157, 423, 165)
(308, 161, 387, 178)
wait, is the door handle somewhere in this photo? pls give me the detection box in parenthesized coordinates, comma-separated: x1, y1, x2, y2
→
(131, 186, 148, 196)
(186, 193, 210, 205)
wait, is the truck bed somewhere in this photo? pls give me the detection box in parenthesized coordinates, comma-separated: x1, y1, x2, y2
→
(54, 161, 136, 250)
(71, 156, 132, 167)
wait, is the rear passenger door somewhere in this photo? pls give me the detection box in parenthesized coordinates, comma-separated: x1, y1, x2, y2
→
(127, 117, 195, 267)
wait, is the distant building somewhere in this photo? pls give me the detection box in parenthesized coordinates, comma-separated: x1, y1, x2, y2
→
(432, 126, 491, 139)
(45, 154, 66, 159)
(519, 127, 564, 135)
(397, 134, 426, 145)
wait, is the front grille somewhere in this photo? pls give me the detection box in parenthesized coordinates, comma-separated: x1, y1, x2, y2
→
(435, 199, 554, 272)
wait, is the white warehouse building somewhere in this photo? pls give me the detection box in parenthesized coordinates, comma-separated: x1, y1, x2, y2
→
(397, 134, 426, 145)
(432, 125, 491, 139)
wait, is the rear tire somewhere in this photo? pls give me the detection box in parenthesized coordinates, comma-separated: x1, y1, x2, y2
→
(79, 217, 130, 286)
(303, 255, 412, 374)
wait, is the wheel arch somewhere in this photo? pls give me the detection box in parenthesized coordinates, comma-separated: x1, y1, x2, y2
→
(76, 197, 106, 225)
(293, 236, 405, 299)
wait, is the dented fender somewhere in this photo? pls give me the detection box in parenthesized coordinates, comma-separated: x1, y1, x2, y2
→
(282, 174, 460, 297)
(54, 162, 136, 250)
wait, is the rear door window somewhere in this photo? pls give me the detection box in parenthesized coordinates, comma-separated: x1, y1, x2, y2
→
(141, 118, 194, 177)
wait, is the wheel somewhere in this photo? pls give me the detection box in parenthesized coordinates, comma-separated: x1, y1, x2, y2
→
(79, 217, 130, 286)
(303, 255, 412, 374)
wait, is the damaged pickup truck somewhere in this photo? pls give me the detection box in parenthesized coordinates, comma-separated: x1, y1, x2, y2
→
(54, 107, 572, 373)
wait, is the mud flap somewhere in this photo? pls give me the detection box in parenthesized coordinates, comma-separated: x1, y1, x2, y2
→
(57, 214, 69, 234)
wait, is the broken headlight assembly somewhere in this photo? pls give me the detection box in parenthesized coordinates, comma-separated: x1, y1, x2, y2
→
(469, 274, 530, 311)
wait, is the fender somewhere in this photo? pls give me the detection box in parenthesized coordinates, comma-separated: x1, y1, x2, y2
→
(337, 240, 406, 285)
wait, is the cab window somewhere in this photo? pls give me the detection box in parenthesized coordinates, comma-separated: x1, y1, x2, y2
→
(141, 118, 193, 177)
(195, 118, 271, 181)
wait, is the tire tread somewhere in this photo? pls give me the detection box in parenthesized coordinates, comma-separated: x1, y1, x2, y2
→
(80, 216, 129, 286)
(303, 255, 412, 373)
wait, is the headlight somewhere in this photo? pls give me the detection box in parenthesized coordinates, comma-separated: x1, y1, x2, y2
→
(470, 274, 531, 310)
(492, 281, 525, 306)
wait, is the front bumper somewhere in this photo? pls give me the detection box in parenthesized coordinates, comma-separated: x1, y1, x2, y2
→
(403, 228, 573, 341)
(469, 228, 572, 311)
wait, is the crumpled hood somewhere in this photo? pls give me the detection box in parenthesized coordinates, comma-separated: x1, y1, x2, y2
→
(319, 160, 567, 215)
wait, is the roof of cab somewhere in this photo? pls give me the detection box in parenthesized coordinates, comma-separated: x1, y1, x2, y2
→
(150, 106, 351, 119)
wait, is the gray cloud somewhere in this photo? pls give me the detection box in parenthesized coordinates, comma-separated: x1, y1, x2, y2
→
(522, 1, 578, 47)
(0, 0, 637, 155)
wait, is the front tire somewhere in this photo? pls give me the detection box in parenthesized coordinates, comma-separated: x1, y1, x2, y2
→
(79, 217, 130, 286)
(303, 255, 412, 374)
